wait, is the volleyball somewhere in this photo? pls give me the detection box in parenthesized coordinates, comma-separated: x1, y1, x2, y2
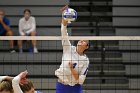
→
(62, 8, 77, 23)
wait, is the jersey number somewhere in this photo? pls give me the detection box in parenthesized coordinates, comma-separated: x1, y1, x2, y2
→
(73, 63, 77, 68)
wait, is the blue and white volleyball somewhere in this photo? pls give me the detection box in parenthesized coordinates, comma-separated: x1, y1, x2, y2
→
(62, 8, 77, 23)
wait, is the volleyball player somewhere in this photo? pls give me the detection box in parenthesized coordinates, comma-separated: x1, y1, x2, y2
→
(55, 6, 90, 93)
(12, 70, 41, 93)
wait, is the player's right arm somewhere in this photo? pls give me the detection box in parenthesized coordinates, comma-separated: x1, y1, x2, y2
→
(61, 6, 71, 52)
(12, 70, 28, 93)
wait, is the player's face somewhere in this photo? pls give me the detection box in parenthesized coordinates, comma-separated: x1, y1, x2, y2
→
(25, 88, 35, 93)
(78, 40, 88, 46)
(77, 40, 89, 50)
(1, 91, 11, 93)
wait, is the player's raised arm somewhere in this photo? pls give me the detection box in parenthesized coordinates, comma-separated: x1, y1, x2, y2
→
(61, 6, 71, 52)
(12, 70, 28, 93)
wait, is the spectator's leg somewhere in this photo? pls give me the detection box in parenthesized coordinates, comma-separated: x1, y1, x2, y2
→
(6, 30, 14, 49)
(18, 40, 23, 53)
(30, 31, 36, 47)
(30, 31, 38, 53)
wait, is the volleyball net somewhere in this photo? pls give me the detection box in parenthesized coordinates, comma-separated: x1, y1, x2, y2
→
(0, 36, 140, 93)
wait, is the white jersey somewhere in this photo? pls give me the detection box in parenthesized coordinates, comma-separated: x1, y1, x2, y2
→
(55, 24, 89, 86)
(19, 16, 36, 35)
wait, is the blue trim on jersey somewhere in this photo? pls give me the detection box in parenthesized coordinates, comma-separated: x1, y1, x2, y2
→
(84, 68, 88, 75)
(56, 82, 82, 93)
(36, 90, 42, 93)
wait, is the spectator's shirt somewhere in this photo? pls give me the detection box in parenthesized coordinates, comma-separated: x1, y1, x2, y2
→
(19, 16, 36, 35)
(0, 17, 10, 34)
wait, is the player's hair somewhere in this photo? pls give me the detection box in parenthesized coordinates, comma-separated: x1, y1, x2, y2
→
(0, 79, 13, 93)
(23, 9, 31, 14)
(19, 80, 34, 93)
(83, 41, 90, 54)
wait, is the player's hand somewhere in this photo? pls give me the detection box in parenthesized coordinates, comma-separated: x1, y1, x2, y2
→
(60, 5, 69, 26)
(18, 70, 28, 84)
(60, 5, 68, 12)
(19, 70, 28, 78)
(69, 62, 73, 70)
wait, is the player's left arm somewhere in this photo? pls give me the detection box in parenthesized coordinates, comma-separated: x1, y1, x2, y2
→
(69, 59, 89, 83)
(78, 60, 89, 85)
(12, 70, 28, 93)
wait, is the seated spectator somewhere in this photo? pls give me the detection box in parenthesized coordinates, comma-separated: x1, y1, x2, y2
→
(18, 9, 38, 53)
(0, 9, 16, 53)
